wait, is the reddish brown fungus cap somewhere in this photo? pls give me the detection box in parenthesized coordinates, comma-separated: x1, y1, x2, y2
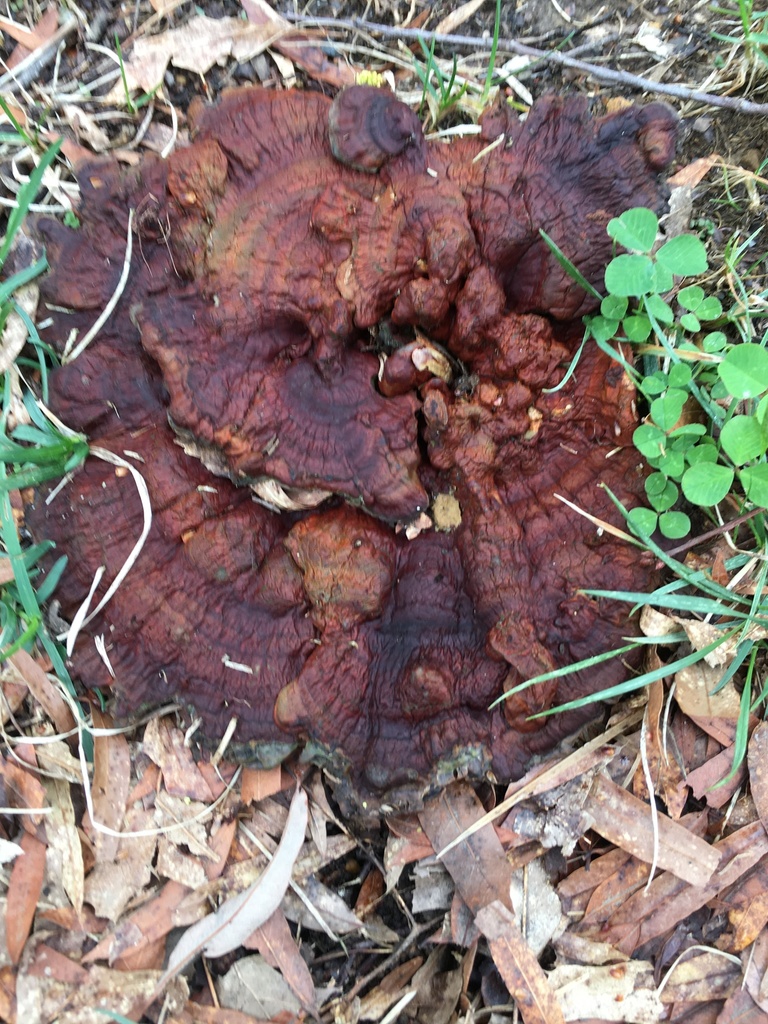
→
(328, 85, 424, 172)
(30, 86, 676, 812)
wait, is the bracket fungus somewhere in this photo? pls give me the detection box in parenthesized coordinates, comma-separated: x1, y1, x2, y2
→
(30, 86, 677, 810)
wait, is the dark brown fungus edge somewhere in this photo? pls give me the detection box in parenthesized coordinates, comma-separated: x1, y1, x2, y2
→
(28, 86, 676, 814)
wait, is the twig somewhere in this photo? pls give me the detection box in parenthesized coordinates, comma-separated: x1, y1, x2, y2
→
(0, 15, 78, 94)
(285, 14, 768, 116)
(665, 506, 766, 558)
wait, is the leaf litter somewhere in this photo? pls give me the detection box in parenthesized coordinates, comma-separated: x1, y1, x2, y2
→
(1, 0, 768, 1021)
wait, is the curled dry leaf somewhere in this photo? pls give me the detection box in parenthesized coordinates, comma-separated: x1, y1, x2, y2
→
(748, 721, 768, 831)
(6, 833, 46, 965)
(548, 961, 662, 1023)
(420, 782, 514, 914)
(675, 661, 742, 720)
(122, 16, 276, 93)
(434, 0, 489, 35)
(586, 773, 720, 886)
(0, 283, 37, 374)
(159, 786, 307, 987)
(43, 778, 84, 915)
(475, 901, 564, 1024)
(244, 908, 317, 1014)
(240, 0, 356, 88)
(143, 717, 215, 802)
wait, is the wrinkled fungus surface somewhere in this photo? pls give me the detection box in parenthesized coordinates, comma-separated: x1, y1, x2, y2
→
(32, 86, 676, 809)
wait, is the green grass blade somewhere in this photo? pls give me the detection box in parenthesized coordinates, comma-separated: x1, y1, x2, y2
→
(0, 138, 63, 265)
(539, 229, 603, 300)
(35, 555, 68, 604)
(481, 0, 502, 106)
(491, 640, 641, 706)
(0, 465, 74, 691)
(526, 629, 740, 719)
(0, 256, 49, 306)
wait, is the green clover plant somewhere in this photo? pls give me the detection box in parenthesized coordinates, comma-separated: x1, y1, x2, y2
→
(549, 206, 768, 542)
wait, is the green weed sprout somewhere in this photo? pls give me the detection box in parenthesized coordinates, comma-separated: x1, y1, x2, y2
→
(0, 135, 88, 687)
(414, 0, 502, 128)
(545, 206, 768, 541)
(711, 0, 768, 71)
(526, 207, 768, 785)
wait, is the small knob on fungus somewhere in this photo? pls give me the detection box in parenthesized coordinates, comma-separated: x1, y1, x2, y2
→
(328, 86, 423, 172)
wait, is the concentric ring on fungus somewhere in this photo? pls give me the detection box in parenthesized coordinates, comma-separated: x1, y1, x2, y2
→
(30, 85, 676, 812)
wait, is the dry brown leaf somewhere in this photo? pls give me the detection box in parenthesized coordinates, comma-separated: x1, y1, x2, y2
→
(205, 817, 238, 882)
(244, 908, 317, 1013)
(667, 154, 723, 187)
(476, 901, 564, 1024)
(30, 741, 80, 785)
(0, 284, 38, 374)
(634, 679, 687, 819)
(408, 948, 464, 1023)
(2, 5, 58, 70)
(1, 754, 47, 830)
(553, 931, 630, 967)
(153, 791, 217, 860)
(143, 717, 214, 802)
(88, 707, 131, 862)
(357, 957, 423, 1021)
(61, 105, 111, 153)
(123, 16, 277, 93)
(17, 943, 186, 1024)
(355, 866, 385, 918)
(157, 835, 208, 890)
(43, 778, 84, 914)
(435, 0, 488, 34)
(0, 13, 52, 48)
(748, 721, 768, 832)
(419, 782, 514, 914)
(384, 824, 435, 889)
(283, 875, 366, 936)
(743, 925, 768, 1012)
(551, 961, 662, 1022)
(600, 820, 768, 955)
(689, 712, 746, 747)
(84, 806, 156, 922)
(216, 954, 301, 1019)
(639, 606, 678, 638)
(241, 765, 285, 805)
(240, 0, 356, 87)
(0, 963, 16, 1024)
(659, 950, 741, 1004)
(581, 854, 651, 928)
(686, 744, 746, 808)
(84, 879, 190, 965)
(716, 857, 768, 953)
(8, 651, 76, 738)
(126, 761, 161, 806)
(0, 666, 27, 723)
(718, 987, 768, 1023)
(675, 660, 743, 719)
(511, 858, 562, 957)
(558, 847, 635, 920)
(6, 832, 46, 965)
(586, 773, 720, 885)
